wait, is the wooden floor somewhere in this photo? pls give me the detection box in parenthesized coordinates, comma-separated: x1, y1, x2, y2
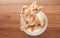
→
(0, 27, 60, 38)
(0, 0, 60, 38)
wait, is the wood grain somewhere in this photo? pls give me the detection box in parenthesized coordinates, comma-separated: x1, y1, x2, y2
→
(0, 27, 60, 38)
(0, 0, 60, 5)
(0, 0, 60, 38)
(0, 5, 60, 27)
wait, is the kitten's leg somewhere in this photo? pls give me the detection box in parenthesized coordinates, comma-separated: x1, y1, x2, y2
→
(20, 25, 25, 31)
(31, 25, 37, 31)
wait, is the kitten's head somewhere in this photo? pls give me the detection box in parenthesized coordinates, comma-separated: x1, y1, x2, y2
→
(29, 1, 43, 14)
(21, 1, 43, 16)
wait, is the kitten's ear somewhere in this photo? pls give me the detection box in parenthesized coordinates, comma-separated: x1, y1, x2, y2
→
(29, 1, 37, 9)
(22, 5, 28, 11)
(21, 5, 28, 14)
(39, 6, 43, 11)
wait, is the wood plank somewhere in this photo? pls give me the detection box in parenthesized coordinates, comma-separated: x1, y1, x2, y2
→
(0, 5, 60, 27)
(0, 0, 60, 38)
(0, 0, 60, 5)
(43, 6, 60, 27)
(0, 27, 60, 38)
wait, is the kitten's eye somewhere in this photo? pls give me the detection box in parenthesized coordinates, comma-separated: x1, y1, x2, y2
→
(33, 6, 34, 8)
(26, 21, 28, 24)
(30, 15, 32, 17)
(35, 9, 38, 10)
(38, 24, 40, 26)
(32, 9, 38, 11)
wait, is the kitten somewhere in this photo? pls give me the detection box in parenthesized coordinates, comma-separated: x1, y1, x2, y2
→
(20, 1, 43, 31)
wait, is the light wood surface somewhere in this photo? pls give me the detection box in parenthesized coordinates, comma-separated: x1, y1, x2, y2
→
(0, 0, 60, 38)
